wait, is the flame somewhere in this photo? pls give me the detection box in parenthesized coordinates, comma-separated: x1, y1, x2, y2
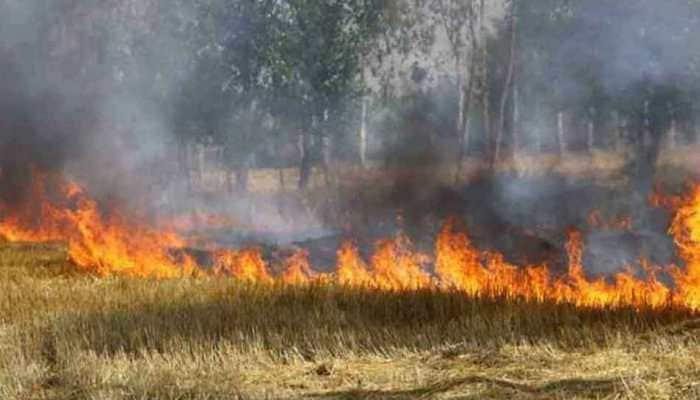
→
(554, 231, 669, 309)
(434, 219, 484, 294)
(336, 240, 372, 286)
(370, 233, 431, 290)
(669, 185, 700, 309)
(4, 169, 700, 312)
(213, 248, 272, 283)
(0, 171, 68, 242)
(281, 249, 314, 284)
(0, 170, 190, 277)
(335, 236, 431, 290)
(66, 195, 193, 277)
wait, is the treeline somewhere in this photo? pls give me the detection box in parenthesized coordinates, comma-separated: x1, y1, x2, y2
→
(2, 0, 700, 194)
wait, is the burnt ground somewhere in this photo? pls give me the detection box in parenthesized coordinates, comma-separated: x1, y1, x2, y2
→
(185, 169, 688, 281)
(296, 174, 676, 275)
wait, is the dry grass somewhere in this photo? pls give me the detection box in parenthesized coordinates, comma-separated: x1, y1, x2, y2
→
(2, 243, 700, 399)
(195, 145, 700, 198)
(196, 149, 632, 195)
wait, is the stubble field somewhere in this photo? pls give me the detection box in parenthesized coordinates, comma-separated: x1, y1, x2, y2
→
(2, 242, 700, 400)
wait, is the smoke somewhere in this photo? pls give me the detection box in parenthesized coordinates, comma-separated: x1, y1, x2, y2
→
(0, 1, 191, 212)
(356, 0, 700, 274)
(0, 0, 693, 274)
(0, 0, 336, 246)
(595, 1, 697, 92)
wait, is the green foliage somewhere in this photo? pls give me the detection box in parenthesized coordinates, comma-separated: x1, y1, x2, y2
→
(161, 0, 386, 166)
(273, 0, 385, 126)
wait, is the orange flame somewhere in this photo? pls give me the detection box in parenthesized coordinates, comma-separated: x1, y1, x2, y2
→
(281, 249, 315, 284)
(434, 219, 484, 294)
(0, 170, 189, 277)
(669, 185, 700, 309)
(213, 247, 272, 283)
(554, 231, 669, 309)
(370, 233, 431, 290)
(336, 240, 372, 286)
(4, 169, 700, 312)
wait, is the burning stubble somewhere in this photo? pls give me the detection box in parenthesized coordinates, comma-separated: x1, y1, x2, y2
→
(2, 168, 700, 311)
(1, 1, 700, 317)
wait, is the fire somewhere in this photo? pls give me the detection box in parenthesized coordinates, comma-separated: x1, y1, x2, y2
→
(370, 234, 431, 290)
(281, 249, 314, 284)
(336, 240, 371, 286)
(0, 171, 68, 242)
(554, 231, 670, 309)
(0, 170, 191, 278)
(335, 236, 431, 290)
(669, 184, 700, 309)
(66, 196, 194, 277)
(433, 224, 670, 308)
(435, 219, 485, 294)
(3, 169, 700, 312)
(213, 248, 272, 283)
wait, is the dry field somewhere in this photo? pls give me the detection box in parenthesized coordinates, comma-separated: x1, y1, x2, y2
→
(194, 149, 634, 195)
(1, 243, 700, 400)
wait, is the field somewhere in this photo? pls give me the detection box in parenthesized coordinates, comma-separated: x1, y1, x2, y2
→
(2, 243, 700, 400)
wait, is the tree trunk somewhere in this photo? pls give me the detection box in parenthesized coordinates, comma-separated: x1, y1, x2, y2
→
(613, 112, 623, 152)
(495, 10, 517, 165)
(456, 70, 475, 184)
(464, 0, 479, 162)
(480, 0, 492, 164)
(457, 61, 465, 136)
(533, 103, 543, 152)
(298, 129, 313, 190)
(454, 1, 480, 183)
(176, 137, 193, 194)
(226, 170, 235, 195)
(279, 167, 286, 191)
(235, 166, 249, 192)
(463, 80, 474, 153)
(557, 112, 566, 155)
(668, 118, 677, 149)
(276, 169, 288, 221)
(196, 142, 206, 191)
(464, 112, 472, 157)
(236, 101, 258, 193)
(512, 83, 520, 154)
(321, 135, 332, 186)
(483, 90, 492, 164)
(630, 124, 663, 225)
(587, 107, 596, 154)
(642, 100, 652, 150)
(359, 96, 368, 167)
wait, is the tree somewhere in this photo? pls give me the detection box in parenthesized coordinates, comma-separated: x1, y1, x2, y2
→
(430, 0, 481, 177)
(511, 0, 700, 218)
(493, 0, 517, 164)
(270, 0, 385, 189)
(214, 0, 281, 192)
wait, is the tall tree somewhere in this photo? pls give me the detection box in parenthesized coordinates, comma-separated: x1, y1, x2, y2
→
(272, 0, 384, 189)
(512, 0, 700, 217)
(430, 0, 480, 178)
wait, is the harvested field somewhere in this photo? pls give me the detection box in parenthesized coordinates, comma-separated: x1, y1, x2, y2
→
(1, 243, 700, 399)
